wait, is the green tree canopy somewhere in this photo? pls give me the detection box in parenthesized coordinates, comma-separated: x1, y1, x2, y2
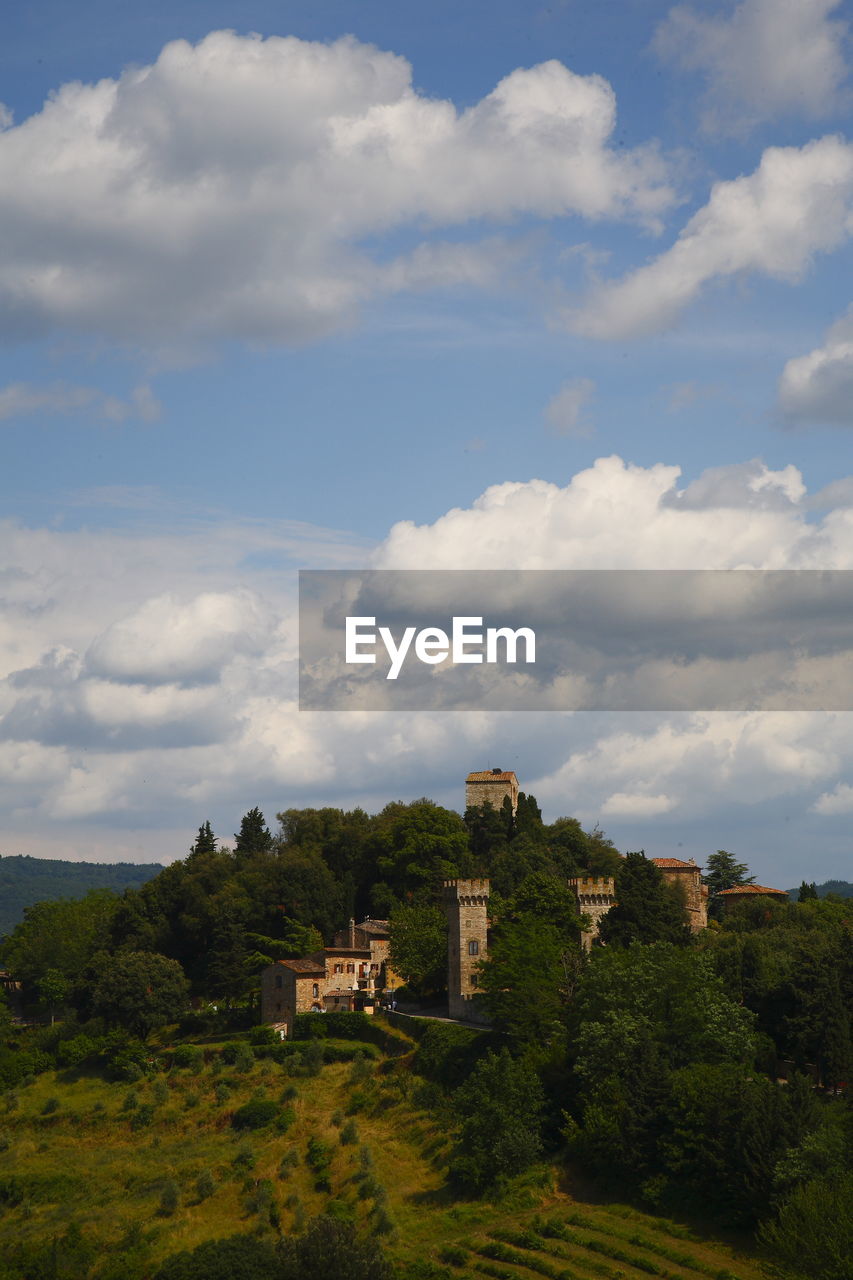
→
(597, 852, 689, 947)
(387, 903, 447, 997)
(87, 950, 189, 1038)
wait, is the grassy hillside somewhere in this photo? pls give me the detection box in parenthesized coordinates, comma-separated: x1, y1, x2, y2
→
(0, 1019, 767, 1280)
(0, 855, 163, 937)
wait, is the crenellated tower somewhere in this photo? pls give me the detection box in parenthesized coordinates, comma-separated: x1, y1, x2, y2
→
(442, 878, 490, 1021)
(568, 876, 617, 950)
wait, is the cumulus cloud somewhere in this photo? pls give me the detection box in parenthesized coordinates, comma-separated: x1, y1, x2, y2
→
(374, 455, 838, 569)
(5, 457, 853, 880)
(0, 381, 159, 423)
(0, 30, 674, 346)
(654, 0, 849, 134)
(544, 377, 595, 436)
(778, 306, 853, 423)
(570, 136, 853, 339)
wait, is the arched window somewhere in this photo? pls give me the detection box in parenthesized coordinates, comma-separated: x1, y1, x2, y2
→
(312, 983, 319, 998)
(468, 940, 479, 956)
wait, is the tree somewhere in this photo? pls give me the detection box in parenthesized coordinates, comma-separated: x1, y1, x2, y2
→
(760, 1174, 853, 1280)
(88, 950, 189, 1038)
(449, 1049, 545, 1191)
(2, 889, 120, 998)
(277, 1215, 394, 1280)
(234, 808, 273, 861)
(38, 968, 70, 1025)
(703, 850, 754, 919)
(189, 821, 217, 857)
(798, 880, 818, 902)
(597, 852, 689, 947)
(387, 904, 447, 997)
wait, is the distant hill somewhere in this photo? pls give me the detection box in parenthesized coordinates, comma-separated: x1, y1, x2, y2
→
(0, 854, 164, 938)
(786, 879, 853, 901)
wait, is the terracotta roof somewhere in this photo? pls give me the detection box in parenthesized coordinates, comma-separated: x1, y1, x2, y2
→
(466, 770, 518, 782)
(275, 957, 326, 974)
(652, 857, 700, 869)
(356, 920, 390, 934)
(717, 884, 788, 897)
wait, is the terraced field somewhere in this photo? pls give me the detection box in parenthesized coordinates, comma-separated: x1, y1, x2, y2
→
(0, 1026, 767, 1279)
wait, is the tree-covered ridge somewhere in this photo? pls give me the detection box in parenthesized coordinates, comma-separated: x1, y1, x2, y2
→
(0, 797, 851, 1280)
(785, 878, 853, 899)
(0, 855, 163, 939)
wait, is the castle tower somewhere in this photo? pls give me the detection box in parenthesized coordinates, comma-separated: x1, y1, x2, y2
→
(465, 769, 519, 815)
(568, 876, 617, 950)
(442, 878, 490, 1021)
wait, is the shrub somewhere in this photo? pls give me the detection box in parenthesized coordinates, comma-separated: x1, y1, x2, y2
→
(196, 1169, 215, 1201)
(57, 1034, 102, 1069)
(232, 1144, 256, 1171)
(157, 1179, 179, 1216)
(232, 1100, 281, 1131)
(170, 1044, 203, 1072)
(131, 1103, 155, 1130)
(340, 1119, 358, 1145)
(152, 1080, 169, 1105)
(249, 1025, 279, 1046)
(41, 1097, 60, 1115)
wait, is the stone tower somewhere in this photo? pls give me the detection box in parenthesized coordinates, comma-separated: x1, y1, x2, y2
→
(568, 876, 617, 950)
(465, 769, 519, 815)
(442, 878, 490, 1021)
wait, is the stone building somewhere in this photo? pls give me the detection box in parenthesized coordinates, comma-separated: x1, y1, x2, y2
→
(715, 883, 789, 912)
(260, 917, 398, 1035)
(442, 878, 490, 1021)
(568, 876, 617, 949)
(651, 858, 709, 931)
(465, 769, 519, 815)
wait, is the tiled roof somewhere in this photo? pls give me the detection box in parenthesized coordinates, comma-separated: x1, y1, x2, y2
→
(466, 770, 518, 782)
(652, 857, 700, 869)
(357, 919, 390, 934)
(276, 957, 326, 974)
(717, 884, 788, 897)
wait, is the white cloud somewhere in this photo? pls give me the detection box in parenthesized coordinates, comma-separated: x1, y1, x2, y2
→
(778, 306, 853, 423)
(544, 377, 595, 436)
(812, 782, 853, 813)
(654, 0, 849, 134)
(0, 31, 674, 346)
(374, 455, 839, 570)
(600, 791, 674, 817)
(0, 381, 160, 423)
(4, 458, 853, 881)
(570, 136, 853, 339)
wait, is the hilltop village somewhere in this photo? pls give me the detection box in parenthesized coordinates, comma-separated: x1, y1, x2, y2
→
(260, 768, 789, 1032)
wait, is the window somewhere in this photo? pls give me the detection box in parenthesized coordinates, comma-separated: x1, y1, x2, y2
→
(334, 963, 343, 974)
(275, 974, 282, 989)
(370, 963, 379, 971)
(312, 983, 319, 998)
(346, 963, 355, 974)
(468, 940, 479, 956)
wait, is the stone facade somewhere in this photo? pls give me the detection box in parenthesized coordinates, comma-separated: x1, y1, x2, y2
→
(651, 858, 709, 931)
(260, 917, 398, 1036)
(568, 876, 617, 950)
(442, 878, 490, 1021)
(465, 769, 519, 815)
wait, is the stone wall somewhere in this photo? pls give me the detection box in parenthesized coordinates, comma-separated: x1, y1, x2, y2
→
(464, 770, 519, 815)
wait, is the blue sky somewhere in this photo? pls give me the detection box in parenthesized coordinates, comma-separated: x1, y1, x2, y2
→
(2, 1, 853, 886)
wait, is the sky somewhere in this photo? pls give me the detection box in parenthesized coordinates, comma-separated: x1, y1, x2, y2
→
(2, 0, 853, 886)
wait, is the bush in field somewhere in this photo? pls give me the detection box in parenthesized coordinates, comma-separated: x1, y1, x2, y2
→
(232, 1099, 281, 1131)
(158, 1179, 179, 1216)
(170, 1045, 203, 1072)
(195, 1169, 215, 1201)
(153, 1235, 279, 1280)
(277, 1214, 394, 1280)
